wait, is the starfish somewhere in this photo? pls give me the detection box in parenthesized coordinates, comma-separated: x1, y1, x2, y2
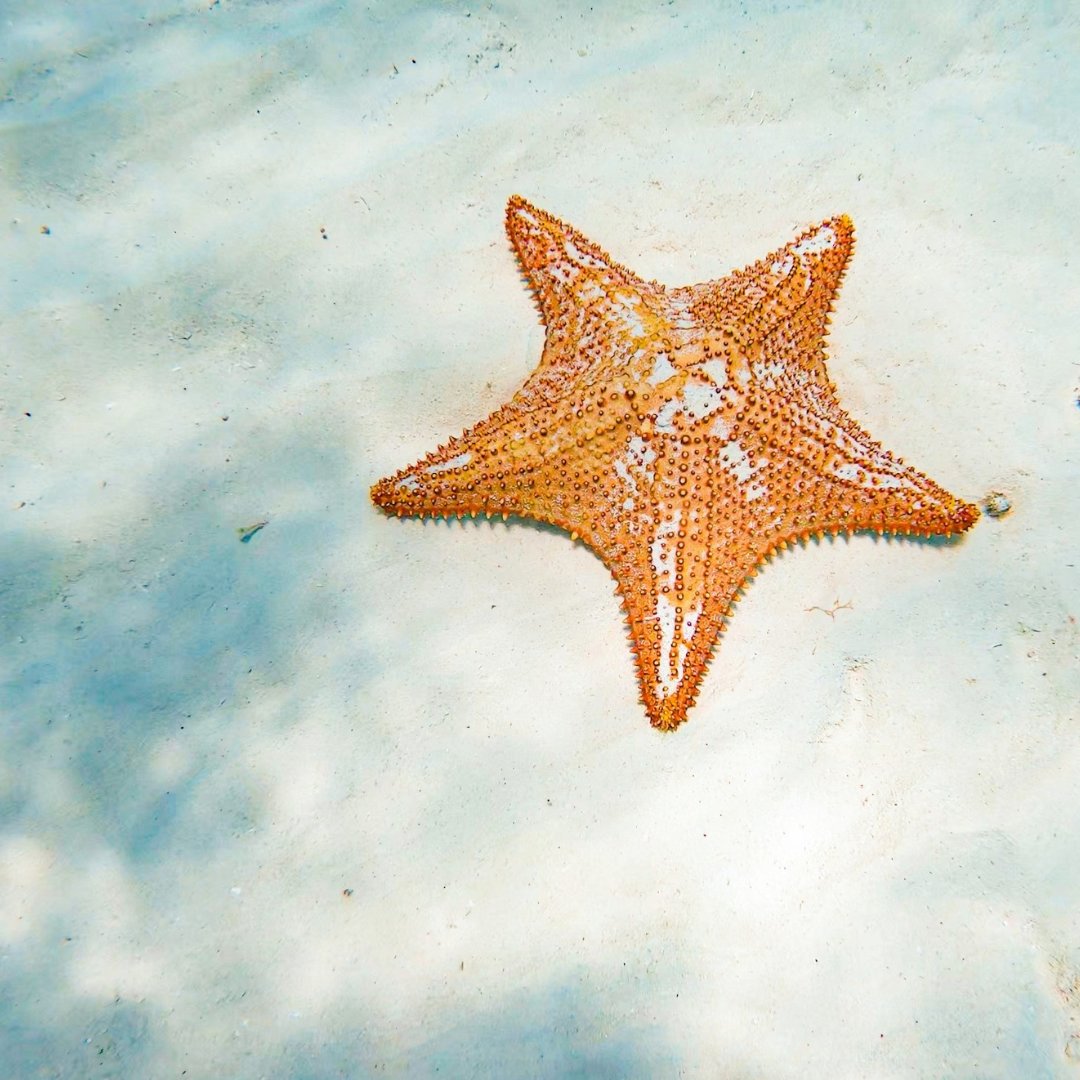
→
(371, 196, 978, 731)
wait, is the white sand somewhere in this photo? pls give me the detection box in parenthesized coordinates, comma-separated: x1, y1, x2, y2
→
(2, 1, 1078, 1076)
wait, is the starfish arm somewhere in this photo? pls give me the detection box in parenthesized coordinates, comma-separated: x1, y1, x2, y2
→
(778, 404, 980, 537)
(369, 387, 649, 542)
(369, 404, 551, 522)
(595, 444, 763, 731)
(603, 423, 974, 732)
(368, 378, 630, 527)
(505, 195, 653, 334)
(675, 215, 854, 391)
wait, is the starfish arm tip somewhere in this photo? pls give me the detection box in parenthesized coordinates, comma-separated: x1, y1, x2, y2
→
(954, 500, 981, 532)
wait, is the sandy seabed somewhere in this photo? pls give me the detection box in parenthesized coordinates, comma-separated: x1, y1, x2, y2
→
(2, 1, 1079, 1077)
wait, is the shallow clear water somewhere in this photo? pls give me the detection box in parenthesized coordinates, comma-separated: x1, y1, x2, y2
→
(2, 2, 1078, 1076)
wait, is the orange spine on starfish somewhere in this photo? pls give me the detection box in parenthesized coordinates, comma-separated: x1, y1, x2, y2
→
(371, 196, 978, 731)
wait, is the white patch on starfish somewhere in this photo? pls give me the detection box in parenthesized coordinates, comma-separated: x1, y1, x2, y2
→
(702, 359, 729, 387)
(648, 353, 677, 385)
(424, 451, 472, 474)
(834, 460, 908, 490)
(549, 262, 574, 284)
(771, 254, 794, 277)
(615, 435, 658, 495)
(650, 511, 681, 589)
(615, 308, 647, 339)
(668, 295, 697, 330)
(682, 377, 726, 418)
(733, 359, 752, 389)
(795, 225, 836, 257)
(653, 376, 726, 432)
(655, 595, 695, 696)
(751, 360, 786, 388)
(719, 440, 756, 485)
(653, 398, 680, 433)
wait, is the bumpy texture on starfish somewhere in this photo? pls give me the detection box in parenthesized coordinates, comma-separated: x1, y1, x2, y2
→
(371, 196, 978, 730)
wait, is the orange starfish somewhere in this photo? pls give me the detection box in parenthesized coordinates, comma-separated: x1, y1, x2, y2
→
(371, 196, 978, 730)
